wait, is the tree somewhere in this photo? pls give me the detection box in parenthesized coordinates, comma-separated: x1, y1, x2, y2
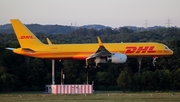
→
(117, 70, 131, 91)
(120, 27, 134, 33)
(62, 60, 85, 84)
(141, 71, 154, 91)
(152, 70, 170, 91)
(88, 29, 97, 36)
(96, 71, 111, 87)
(0, 73, 18, 92)
(171, 69, 180, 91)
(131, 73, 141, 91)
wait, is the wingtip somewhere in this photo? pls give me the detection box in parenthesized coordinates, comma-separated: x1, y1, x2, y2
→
(46, 38, 52, 45)
(97, 36, 103, 47)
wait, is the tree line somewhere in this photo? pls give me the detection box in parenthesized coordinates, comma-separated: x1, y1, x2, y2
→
(0, 27, 180, 92)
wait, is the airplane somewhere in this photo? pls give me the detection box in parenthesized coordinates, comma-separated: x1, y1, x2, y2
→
(7, 19, 173, 68)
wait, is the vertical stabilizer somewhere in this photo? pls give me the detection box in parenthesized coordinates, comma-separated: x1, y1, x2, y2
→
(10, 19, 44, 48)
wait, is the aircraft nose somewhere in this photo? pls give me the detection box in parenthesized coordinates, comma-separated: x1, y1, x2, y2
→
(170, 49, 174, 55)
(164, 49, 173, 55)
(168, 49, 173, 55)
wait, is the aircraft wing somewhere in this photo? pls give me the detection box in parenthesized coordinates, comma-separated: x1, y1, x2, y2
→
(86, 37, 112, 65)
(88, 37, 112, 58)
(87, 45, 111, 59)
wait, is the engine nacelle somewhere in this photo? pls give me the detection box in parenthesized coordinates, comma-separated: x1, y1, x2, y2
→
(94, 53, 127, 64)
(108, 53, 127, 63)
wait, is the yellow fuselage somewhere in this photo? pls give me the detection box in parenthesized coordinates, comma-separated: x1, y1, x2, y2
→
(13, 42, 173, 59)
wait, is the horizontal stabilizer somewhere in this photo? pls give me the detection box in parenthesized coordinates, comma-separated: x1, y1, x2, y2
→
(22, 48, 35, 52)
(6, 47, 36, 53)
(5, 48, 15, 51)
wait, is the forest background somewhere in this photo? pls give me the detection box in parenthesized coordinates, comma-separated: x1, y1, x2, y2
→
(0, 25, 180, 92)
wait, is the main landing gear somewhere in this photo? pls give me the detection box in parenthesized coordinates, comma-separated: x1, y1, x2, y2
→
(153, 57, 158, 66)
(137, 57, 142, 75)
(85, 58, 101, 68)
(137, 57, 158, 74)
(84, 64, 101, 68)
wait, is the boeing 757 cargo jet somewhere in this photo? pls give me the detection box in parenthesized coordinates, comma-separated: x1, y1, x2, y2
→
(7, 19, 173, 68)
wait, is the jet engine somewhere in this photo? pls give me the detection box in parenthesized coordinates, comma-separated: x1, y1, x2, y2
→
(108, 53, 127, 63)
(94, 53, 127, 64)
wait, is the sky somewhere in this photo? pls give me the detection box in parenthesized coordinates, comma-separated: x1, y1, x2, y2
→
(1, 0, 180, 27)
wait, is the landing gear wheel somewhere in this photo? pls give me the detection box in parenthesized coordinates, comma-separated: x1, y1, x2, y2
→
(153, 57, 158, 66)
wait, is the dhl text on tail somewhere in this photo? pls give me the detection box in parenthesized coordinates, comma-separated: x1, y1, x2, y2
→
(7, 19, 173, 66)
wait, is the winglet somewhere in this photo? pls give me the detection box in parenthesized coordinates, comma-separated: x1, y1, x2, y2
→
(46, 38, 52, 45)
(97, 37, 103, 47)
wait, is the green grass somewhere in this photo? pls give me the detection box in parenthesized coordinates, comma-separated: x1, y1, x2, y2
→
(0, 91, 180, 102)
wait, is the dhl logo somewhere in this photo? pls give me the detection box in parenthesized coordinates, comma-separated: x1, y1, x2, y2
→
(125, 46, 156, 53)
(19, 36, 34, 39)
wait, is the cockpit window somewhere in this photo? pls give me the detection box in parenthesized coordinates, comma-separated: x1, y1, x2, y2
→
(165, 46, 169, 50)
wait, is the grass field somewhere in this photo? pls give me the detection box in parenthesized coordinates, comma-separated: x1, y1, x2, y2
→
(0, 91, 180, 102)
